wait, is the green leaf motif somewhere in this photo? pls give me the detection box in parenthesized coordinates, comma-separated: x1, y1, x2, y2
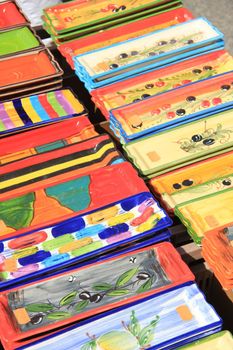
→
(59, 291, 78, 306)
(137, 278, 153, 294)
(25, 303, 54, 313)
(47, 311, 71, 320)
(75, 300, 89, 312)
(116, 268, 138, 287)
(138, 316, 159, 347)
(93, 283, 113, 291)
(0, 193, 35, 230)
(81, 341, 97, 350)
(128, 310, 141, 337)
(107, 289, 129, 296)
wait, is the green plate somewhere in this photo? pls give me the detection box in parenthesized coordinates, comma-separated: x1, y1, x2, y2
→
(0, 27, 40, 57)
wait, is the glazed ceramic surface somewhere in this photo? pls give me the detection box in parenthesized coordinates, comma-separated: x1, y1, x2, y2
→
(18, 284, 222, 350)
(175, 188, 233, 244)
(92, 50, 233, 118)
(111, 72, 233, 141)
(0, 27, 40, 57)
(0, 1, 28, 30)
(124, 109, 233, 178)
(0, 162, 150, 239)
(0, 89, 84, 135)
(178, 331, 233, 350)
(0, 243, 193, 341)
(0, 192, 171, 287)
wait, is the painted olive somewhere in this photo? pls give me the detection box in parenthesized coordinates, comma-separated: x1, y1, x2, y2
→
(137, 272, 150, 280)
(203, 138, 215, 146)
(31, 314, 43, 325)
(170, 39, 176, 44)
(133, 98, 141, 103)
(176, 109, 186, 116)
(131, 50, 138, 56)
(173, 183, 182, 190)
(186, 96, 196, 102)
(182, 179, 193, 187)
(131, 122, 143, 129)
(148, 52, 156, 56)
(119, 5, 126, 10)
(221, 84, 231, 91)
(145, 83, 154, 89)
(192, 134, 203, 142)
(192, 69, 202, 74)
(79, 291, 91, 300)
(90, 294, 103, 303)
(141, 94, 151, 99)
(187, 39, 194, 44)
(222, 179, 231, 186)
(109, 63, 119, 69)
(119, 53, 128, 59)
(158, 40, 167, 46)
(203, 65, 213, 71)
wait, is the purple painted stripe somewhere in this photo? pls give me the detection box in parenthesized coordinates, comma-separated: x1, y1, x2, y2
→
(55, 91, 75, 115)
(0, 104, 15, 129)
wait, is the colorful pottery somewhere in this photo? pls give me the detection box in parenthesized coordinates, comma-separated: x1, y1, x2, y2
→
(0, 88, 85, 135)
(177, 331, 233, 350)
(74, 18, 224, 90)
(92, 50, 233, 119)
(124, 109, 233, 178)
(15, 284, 222, 350)
(0, 0, 28, 30)
(111, 72, 233, 142)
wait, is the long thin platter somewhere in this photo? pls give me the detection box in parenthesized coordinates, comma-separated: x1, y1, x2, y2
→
(178, 331, 233, 350)
(124, 109, 233, 178)
(0, 0, 28, 30)
(15, 284, 222, 350)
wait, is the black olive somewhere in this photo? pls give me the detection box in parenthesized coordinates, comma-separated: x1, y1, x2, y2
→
(203, 138, 215, 146)
(137, 272, 150, 280)
(90, 294, 103, 303)
(192, 69, 202, 74)
(31, 314, 43, 325)
(141, 94, 151, 99)
(133, 98, 141, 103)
(79, 291, 91, 300)
(119, 5, 126, 10)
(112, 7, 119, 12)
(176, 109, 186, 116)
(173, 183, 182, 190)
(159, 40, 167, 46)
(119, 53, 128, 59)
(170, 39, 176, 44)
(145, 83, 154, 89)
(182, 179, 193, 187)
(203, 65, 213, 71)
(222, 179, 231, 186)
(131, 50, 138, 56)
(221, 84, 231, 91)
(187, 39, 194, 44)
(148, 52, 156, 56)
(132, 123, 143, 129)
(109, 63, 119, 69)
(186, 96, 196, 102)
(192, 134, 202, 142)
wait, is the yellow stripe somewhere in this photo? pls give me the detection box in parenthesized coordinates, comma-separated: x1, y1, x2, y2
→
(21, 97, 41, 123)
(62, 89, 84, 113)
(1, 143, 113, 190)
(4, 102, 24, 127)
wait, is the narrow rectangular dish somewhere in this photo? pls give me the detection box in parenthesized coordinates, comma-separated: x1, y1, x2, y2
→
(177, 331, 233, 350)
(0, 0, 28, 30)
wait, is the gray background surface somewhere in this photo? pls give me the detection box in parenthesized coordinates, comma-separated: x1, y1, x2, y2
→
(183, 0, 233, 53)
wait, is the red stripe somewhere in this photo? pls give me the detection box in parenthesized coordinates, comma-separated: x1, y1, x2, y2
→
(38, 94, 59, 119)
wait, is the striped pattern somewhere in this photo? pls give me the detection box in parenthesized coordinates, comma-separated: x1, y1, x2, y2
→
(0, 89, 84, 133)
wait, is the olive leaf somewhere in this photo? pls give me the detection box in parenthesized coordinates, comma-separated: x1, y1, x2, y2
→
(93, 283, 113, 291)
(75, 300, 89, 312)
(25, 303, 54, 313)
(47, 311, 71, 320)
(107, 289, 129, 296)
(138, 316, 159, 347)
(59, 291, 78, 306)
(136, 278, 153, 294)
(116, 268, 138, 287)
(128, 310, 141, 337)
(81, 341, 97, 350)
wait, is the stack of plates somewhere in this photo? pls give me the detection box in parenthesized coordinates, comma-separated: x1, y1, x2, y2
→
(0, 0, 29, 30)
(178, 331, 233, 350)
(73, 18, 224, 91)
(43, 0, 183, 43)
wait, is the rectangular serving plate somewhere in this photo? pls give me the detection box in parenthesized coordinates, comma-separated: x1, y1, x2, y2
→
(15, 284, 222, 350)
(92, 50, 233, 119)
(0, 192, 172, 288)
(0, 134, 124, 194)
(0, 0, 28, 30)
(43, 0, 182, 34)
(124, 109, 233, 178)
(0, 26, 42, 58)
(0, 242, 193, 345)
(149, 150, 233, 196)
(0, 88, 85, 136)
(58, 8, 194, 68)
(0, 48, 64, 91)
(177, 331, 233, 350)
(110, 72, 233, 142)
(175, 187, 233, 245)
(0, 162, 151, 239)
(74, 18, 224, 89)
(0, 115, 97, 165)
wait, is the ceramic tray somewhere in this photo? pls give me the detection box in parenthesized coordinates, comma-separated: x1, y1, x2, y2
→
(92, 50, 233, 119)
(74, 18, 224, 90)
(0, 0, 28, 30)
(149, 150, 233, 196)
(0, 26, 42, 58)
(43, 1, 183, 42)
(0, 191, 172, 288)
(0, 243, 193, 346)
(0, 134, 124, 194)
(43, 0, 182, 35)
(0, 88, 85, 136)
(178, 331, 233, 350)
(58, 8, 194, 68)
(124, 109, 233, 178)
(175, 187, 233, 244)
(111, 72, 233, 142)
(0, 162, 151, 239)
(0, 48, 63, 92)
(16, 284, 222, 350)
(0, 116, 97, 165)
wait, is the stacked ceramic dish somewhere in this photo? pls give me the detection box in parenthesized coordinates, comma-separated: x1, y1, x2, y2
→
(178, 331, 233, 350)
(42, 0, 184, 44)
(0, 0, 63, 101)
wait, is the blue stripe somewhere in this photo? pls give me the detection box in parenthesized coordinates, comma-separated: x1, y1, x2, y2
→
(29, 95, 49, 121)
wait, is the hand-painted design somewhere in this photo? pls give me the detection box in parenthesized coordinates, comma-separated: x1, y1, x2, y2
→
(178, 122, 233, 153)
(7, 249, 170, 331)
(81, 311, 160, 350)
(0, 192, 170, 284)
